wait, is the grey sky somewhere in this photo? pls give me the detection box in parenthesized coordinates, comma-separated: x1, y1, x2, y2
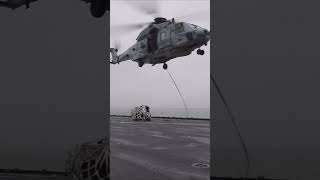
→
(0, 1, 107, 171)
(110, 0, 210, 110)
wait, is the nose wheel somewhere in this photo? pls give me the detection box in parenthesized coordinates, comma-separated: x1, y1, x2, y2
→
(197, 49, 205, 55)
(163, 63, 168, 70)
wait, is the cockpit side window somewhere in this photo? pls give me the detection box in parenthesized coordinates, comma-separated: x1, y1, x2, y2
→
(175, 23, 184, 34)
(191, 24, 198, 28)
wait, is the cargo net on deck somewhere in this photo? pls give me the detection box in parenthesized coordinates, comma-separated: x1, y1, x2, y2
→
(65, 138, 110, 180)
(130, 105, 151, 121)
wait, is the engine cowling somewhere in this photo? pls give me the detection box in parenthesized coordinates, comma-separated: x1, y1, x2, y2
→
(90, 0, 106, 18)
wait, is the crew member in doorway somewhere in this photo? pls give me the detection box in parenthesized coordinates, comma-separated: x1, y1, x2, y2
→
(147, 27, 158, 53)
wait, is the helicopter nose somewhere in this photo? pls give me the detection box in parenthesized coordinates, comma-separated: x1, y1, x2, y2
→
(203, 29, 211, 38)
(195, 28, 210, 43)
(197, 28, 209, 37)
(205, 30, 210, 41)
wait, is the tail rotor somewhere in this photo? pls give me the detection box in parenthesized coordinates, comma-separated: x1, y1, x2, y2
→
(110, 40, 122, 64)
(110, 48, 119, 64)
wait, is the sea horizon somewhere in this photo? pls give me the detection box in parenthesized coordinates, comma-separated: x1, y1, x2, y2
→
(110, 107, 210, 119)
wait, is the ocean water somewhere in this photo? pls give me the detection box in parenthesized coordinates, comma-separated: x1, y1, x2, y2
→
(110, 107, 210, 119)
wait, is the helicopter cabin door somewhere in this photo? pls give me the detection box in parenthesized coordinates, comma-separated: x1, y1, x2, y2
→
(158, 27, 171, 50)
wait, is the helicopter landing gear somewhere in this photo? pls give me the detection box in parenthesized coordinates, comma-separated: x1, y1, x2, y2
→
(163, 63, 168, 70)
(138, 61, 144, 67)
(197, 49, 205, 55)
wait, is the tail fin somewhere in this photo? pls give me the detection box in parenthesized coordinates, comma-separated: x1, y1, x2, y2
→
(110, 48, 119, 64)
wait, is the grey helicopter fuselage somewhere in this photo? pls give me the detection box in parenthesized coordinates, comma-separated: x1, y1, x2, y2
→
(110, 18, 210, 69)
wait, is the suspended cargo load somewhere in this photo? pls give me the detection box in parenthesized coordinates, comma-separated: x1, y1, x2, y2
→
(130, 105, 151, 121)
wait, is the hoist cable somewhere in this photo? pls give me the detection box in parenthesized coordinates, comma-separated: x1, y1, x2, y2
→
(167, 70, 189, 119)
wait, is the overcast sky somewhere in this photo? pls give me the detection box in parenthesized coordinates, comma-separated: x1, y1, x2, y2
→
(110, 0, 210, 111)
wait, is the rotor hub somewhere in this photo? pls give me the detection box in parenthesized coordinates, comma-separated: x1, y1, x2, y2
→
(153, 17, 167, 24)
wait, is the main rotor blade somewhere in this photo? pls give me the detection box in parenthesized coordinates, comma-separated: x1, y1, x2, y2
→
(111, 22, 150, 35)
(175, 9, 210, 23)
(124, 0, 160, 18)
(112, 40, 121, 52)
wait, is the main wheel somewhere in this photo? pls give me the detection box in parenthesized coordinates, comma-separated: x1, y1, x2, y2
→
(90, 0, 106, 18)
(163, 63, 168, 70)
(138, 61, 144, 67)
(197, 49, 205, 55)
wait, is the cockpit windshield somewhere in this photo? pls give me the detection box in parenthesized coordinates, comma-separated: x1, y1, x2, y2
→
(179, 23, 199, 31)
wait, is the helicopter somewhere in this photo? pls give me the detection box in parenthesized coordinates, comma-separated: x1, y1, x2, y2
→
(110, 1, 210, 70)
(0, 0, 107, 18)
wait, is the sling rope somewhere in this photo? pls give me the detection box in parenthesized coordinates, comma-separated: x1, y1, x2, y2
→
(167, 70, 189, 119)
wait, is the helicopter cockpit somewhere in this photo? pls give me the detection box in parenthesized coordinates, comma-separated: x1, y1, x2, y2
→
(175, 22, 200, 34)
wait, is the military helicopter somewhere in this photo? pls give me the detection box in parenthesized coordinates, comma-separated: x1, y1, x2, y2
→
(110, 1, 210, 70)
